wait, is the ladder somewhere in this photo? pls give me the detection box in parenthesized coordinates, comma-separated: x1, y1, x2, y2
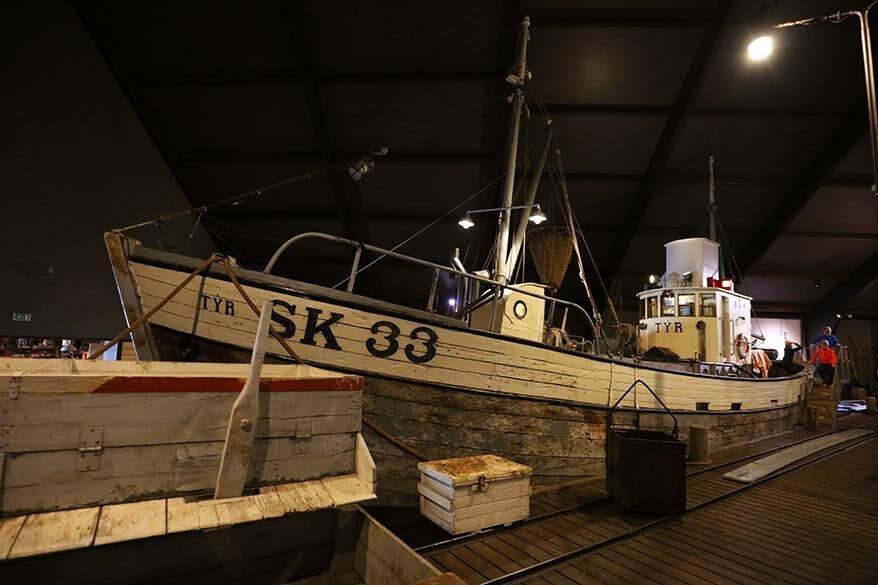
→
(836, 345, 858, 386)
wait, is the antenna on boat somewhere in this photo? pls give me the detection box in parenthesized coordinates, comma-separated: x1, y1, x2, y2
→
(704, 156, 766, 341)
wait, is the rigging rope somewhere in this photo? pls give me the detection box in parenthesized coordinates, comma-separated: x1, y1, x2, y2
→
(362, 417, 429, 461)
(88, 254, 226, 360)
(549, 149, 611, 346)
(114, 160, 352, 235)
(332, 160, 530, 289)
(530, 80, 621, 332)
(209, 229, 261, 270)
(89, 253, 304, 363)
(713, 211, 765, 340)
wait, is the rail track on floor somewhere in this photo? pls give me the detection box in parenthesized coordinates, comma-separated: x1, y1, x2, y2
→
(416, 415, 878, 585)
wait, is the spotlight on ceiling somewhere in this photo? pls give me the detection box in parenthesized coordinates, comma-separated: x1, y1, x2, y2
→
(747, 35, 774, 61)
(348, 147, 389, 181)
(813, 279, 822, 289)
(528, 205, 548, 225)
(348, 157, 375, 181)
(458, 213, 475, 230)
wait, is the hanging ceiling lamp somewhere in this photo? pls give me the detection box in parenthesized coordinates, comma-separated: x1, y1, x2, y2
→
(528, 205, 548, 225)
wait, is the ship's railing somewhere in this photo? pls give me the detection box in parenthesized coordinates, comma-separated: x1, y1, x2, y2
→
(264, 231, 597, 340)
(691, 360, 758, 378)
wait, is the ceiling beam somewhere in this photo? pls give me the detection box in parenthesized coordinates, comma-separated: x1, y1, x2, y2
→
(806, 252, 878, 339)
(135, 69, 501, 88)
(545, 103, 849, 117)
(735, 106, 868, 275)
(70, 5, 218, 249)
(600, 0, 732, 284)
(319, 69, 497, 83)
(177, 149, 495, 165)
(840, 313, 878, 321)
(174, 149, 870, 186)
(530, 13, 709, 28)
(780, 231, 878, 241)
(208, 210, 878, 242)
(282, 1, 364, 244)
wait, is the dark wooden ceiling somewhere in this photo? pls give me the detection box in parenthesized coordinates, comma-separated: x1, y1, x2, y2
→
(71, 0, 878, 321)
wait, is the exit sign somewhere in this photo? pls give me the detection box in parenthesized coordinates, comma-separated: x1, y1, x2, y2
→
(11, 312, 31, 322)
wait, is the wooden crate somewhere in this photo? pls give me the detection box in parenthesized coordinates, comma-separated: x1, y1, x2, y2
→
(0, 358, 364, 514)
(417, 455, 531, 534)
(808, 404, 837, 429)
(810, 384, 840, 402)
(805, 383, 839, 430)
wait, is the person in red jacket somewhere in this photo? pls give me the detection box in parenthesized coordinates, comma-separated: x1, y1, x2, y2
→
(810, 340, 838, 385)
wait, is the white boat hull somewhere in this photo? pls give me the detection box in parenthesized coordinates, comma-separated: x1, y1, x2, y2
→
(110, 242, 807, 505)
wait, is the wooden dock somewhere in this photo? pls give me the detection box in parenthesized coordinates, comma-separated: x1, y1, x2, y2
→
(415, 414, 878, 585)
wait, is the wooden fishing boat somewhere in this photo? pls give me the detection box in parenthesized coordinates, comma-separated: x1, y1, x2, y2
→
(99, 17, 807, 507)
(103, 232, 806, 507)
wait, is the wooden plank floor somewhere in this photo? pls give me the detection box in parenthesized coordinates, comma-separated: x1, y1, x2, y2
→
(528, 412, 872, 515)
(424, 414, 876, 584)
(524, 435, 878, 585)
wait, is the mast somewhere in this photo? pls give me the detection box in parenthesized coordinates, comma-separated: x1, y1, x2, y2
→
(505, 121, 553, 277)
(708, 155, 717, 242)
(494, 16, 531, 283)
(708, 155, 726, 280)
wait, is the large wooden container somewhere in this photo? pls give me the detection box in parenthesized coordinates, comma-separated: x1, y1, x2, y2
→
(805, 383, 839, 430)
(417, 454, 531, 534)
(0, 358, 363, 515)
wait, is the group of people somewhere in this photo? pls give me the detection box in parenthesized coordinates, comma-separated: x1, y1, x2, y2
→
(808, 326, 840, 385)
(780, 326, 840, 385)
(0, 337, 83, 358)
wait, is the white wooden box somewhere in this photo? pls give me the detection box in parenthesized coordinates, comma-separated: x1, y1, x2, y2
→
(0, 358, 365, 515)
(417, 454, 531, 534)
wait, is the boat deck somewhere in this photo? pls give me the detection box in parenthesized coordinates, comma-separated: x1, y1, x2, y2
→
(414, 414, 878, 585)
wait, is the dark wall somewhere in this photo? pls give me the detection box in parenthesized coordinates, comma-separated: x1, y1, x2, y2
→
(1, 1, 215, 338)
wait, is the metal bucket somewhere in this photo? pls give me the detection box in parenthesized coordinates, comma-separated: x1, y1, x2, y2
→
(605, 381, 686, 515)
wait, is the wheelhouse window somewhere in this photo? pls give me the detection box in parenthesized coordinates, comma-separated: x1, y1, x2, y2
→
(647, 295, 658, 318)
(700, 293, 716, 317)
(678, 294, 695, 317)
(660, 292, 676, 317)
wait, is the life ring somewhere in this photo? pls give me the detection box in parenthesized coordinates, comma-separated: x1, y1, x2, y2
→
(735, 334, 751, 358)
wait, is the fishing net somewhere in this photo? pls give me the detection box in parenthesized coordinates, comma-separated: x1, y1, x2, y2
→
(527, 225, 574, 290)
